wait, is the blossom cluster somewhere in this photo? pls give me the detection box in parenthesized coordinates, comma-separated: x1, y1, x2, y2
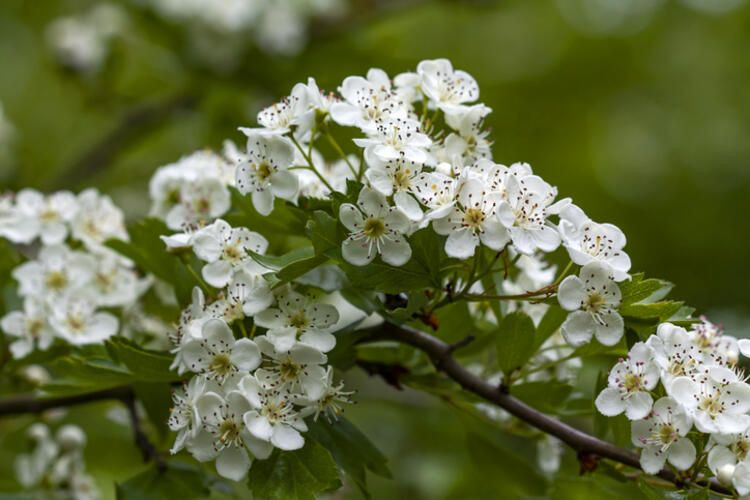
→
(0, 189, 145, 355)
(596, 319, 750, 493)
(147, 0, 344, 55)
(14, 423, 98, 500)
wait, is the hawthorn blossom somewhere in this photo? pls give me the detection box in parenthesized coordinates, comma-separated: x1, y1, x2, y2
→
(12, 245, 95, 298)
(194, 390, 273, 481)
(90, 253, 143, 307)
(417, 59, 479, 113)
(71, 189, 128, 250)
(441, 103, 493, 164)
(557, 262, 624, 346)
(0, 298, 54, 359)
(558, 204, 631, 282)
(496, 174, 568, 255)
(165, 177, 232, 231)
(13, 189, 77, 245)
(192, 219, 268, 288)
(330, 68, 405, 134)
(354, 117, 433, 166)
(365, 156, 424, 221)
(670, 366, 750, 434)
(239, 375, 308, 451)
(168, 375, 213, 454)
(708, 423, 750, 484)
(646, 323, 701, 390)
(254, 289, 339, 353)
(236, 131, 298, 216)
(692, 318, 739, 366)
(630, 396, 695, 474)
(49, 293, 119, 345)
(411, 171, 458, 221)
(595, 342, 660, 420)
(298, 366, 353, 422)
(339, 187, 412, 267)
(432, 176, 508, 259)
(254, 336, 328, 400)
(208, 271, 273, 323)
(181, 319, 261, 382)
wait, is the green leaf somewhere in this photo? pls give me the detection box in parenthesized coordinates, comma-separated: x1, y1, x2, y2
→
(42, 355, 134, 396)
(116, 461, 211, 500)
(495, 311, 536, 375)
(225, 187, 306, 239)
(511, 381, 572, 414)
(408, 227, 446, 287)
(531, 305, 567, 352)
(620, 301, 684, 320)
(618, 273, 672, 305)
(133, 382, 173, 437)
(306, 418, 390, 498)
(249, 246, 315, 271)
(106, 337, 180, 383)
(247, 440, 342, 500)
(305, 210, 342, 257)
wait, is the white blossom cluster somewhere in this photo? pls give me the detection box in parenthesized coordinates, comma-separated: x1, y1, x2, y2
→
(146, 0, 344, 55)
(595, 319, 750, 493)
(15, 423, 98, 500)
(0, 189, 146, 356)
(46, 3, 127, 73)
(162, 220, 351, 480)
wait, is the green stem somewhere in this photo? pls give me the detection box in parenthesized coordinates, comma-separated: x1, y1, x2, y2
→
(289, 134, 335, 193)
(324, 130, 357, 178)
(181, 257, 212, 296)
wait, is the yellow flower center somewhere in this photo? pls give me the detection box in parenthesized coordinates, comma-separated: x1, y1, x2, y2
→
(363, 218, 386, 238)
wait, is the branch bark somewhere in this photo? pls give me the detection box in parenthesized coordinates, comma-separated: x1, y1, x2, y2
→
(366, 321, 730, 495)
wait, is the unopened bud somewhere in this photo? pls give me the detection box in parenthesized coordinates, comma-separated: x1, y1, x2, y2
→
(57, 425, 86, 450)
(718, 463, 736, 486)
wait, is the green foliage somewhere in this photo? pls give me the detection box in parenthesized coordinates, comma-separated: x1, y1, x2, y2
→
(306, 418, 391, 497)
(116, 461, 212, 500)
(511, 381, 573, 415)
(619, 273, 672, 305)
(246, 440, 341, 500)
(495, 311, 536, 376)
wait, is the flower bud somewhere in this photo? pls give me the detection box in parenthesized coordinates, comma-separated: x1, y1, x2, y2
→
(27, 423, 49, 441)
(718, 463, 736, 486)
(57, 425, 86, 450)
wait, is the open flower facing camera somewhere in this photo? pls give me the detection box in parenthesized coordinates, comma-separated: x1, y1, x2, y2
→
(1, 58, 748, 499)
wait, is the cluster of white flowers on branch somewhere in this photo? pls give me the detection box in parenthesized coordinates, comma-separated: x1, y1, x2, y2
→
(14, 423, 98, 500)
(0, 189, 151, 355)
(2, 58, 744, 497)
(596, 319, 750, 492)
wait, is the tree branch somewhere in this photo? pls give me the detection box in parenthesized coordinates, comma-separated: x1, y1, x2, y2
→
(366, 321, 729, 495)
(0, 386, 164, 470)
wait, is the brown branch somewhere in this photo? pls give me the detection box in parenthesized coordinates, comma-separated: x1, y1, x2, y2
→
(365, 322, 730, 495)
(0, 386, 165, 470)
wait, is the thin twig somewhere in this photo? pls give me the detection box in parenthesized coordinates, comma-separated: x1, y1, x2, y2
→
(123, 391, 167, 472)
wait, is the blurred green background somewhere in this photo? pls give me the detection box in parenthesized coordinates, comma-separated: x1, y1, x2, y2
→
(1, 0, 749, 498)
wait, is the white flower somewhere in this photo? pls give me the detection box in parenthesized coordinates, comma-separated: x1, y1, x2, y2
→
(411, 171, 458, 221)
(670, 366, 750, 434)
(254, 83, 312, 137)
(254, 289, 338, 353)
(235, 131, 298, 216)
(181, 318, 261, 383)
(595, 342, 660, 420)
(365, 156, 424, 221)
(90, 253, 142, 308)
(339, 187, 412, 267)
(170, 287, 221, 374)
(49, 293, 119, 345)
(297, 366, 353, 421)
(254, 337, 328, 400)
(192, 219, 269, 288)
(330, 68, 405, 134)
(13, 189, 77, 245)
(1, 298, 54, 359)
(12, 245, 96, 298)
(194, 390, 273, 481)
(239, 375, 308, 451)
(630, 396, 695, 474)
(0, 194, 38, 244)
(557, 262, 623, 346)
(708, 423, 750, 480)
(693, 318, 738, 366)
(496, 174, 568, 255)
(432, 176, 509, 259)
(536, 435, 563, 476)
(354, 117, 433, 166)
(71, 189, 128, 250)
(441, 103, 492, 164)
(208, 271, 273, 323)
(646, 323, 701, 390)
(417, 59, 479, 113)
(558, 204, 631, 282)
(168, 375, 213, 454)
(166, 177, 232, 231)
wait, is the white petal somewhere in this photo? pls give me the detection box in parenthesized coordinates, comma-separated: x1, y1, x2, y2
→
(444, 228, 478, 259)
(202, 261, 233, 289)
(560, 311, 595, 347)
(380, 235, 412, 266)
(594, 311, 624, 346)
(668, 377, 698, 409)
(231, 339, 261, 371)
(270, 170, 299, 200)
(196, 392, 224, 426)
(667, 437, 696, 471)
(595, 387, 626, 416)
(639, 446, 667, 475)
(339, 204, 364, 232)
(557, 276, 585, 311)
(252, 189, 274, 216)
(342, 237, 375, 266)
(625, 391, 653, 420)
(215, 446, 251, 481)
(271, 425, 304, 451)
(244, 414, 273, 441)
(394, 191, 423, 221)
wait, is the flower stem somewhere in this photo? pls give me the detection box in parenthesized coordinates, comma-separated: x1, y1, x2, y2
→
(289, 133, 335, 193)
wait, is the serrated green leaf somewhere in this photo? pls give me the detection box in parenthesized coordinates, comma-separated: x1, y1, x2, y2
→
(305, 210, 342, 256)
(532, 305, 567, 352)
(247, 440, 342, 500)
(116, 460, 211, 500)
(306, 418, 390, 498)
(249, 246, 315, 271)
(408, 227, 446, 287)
(495, 311, 536, 375)
(42, 355, 134, 396)
(106, 337, 180, 383)
(620, 301, 684, 321)
(618, 273, 672, 305)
